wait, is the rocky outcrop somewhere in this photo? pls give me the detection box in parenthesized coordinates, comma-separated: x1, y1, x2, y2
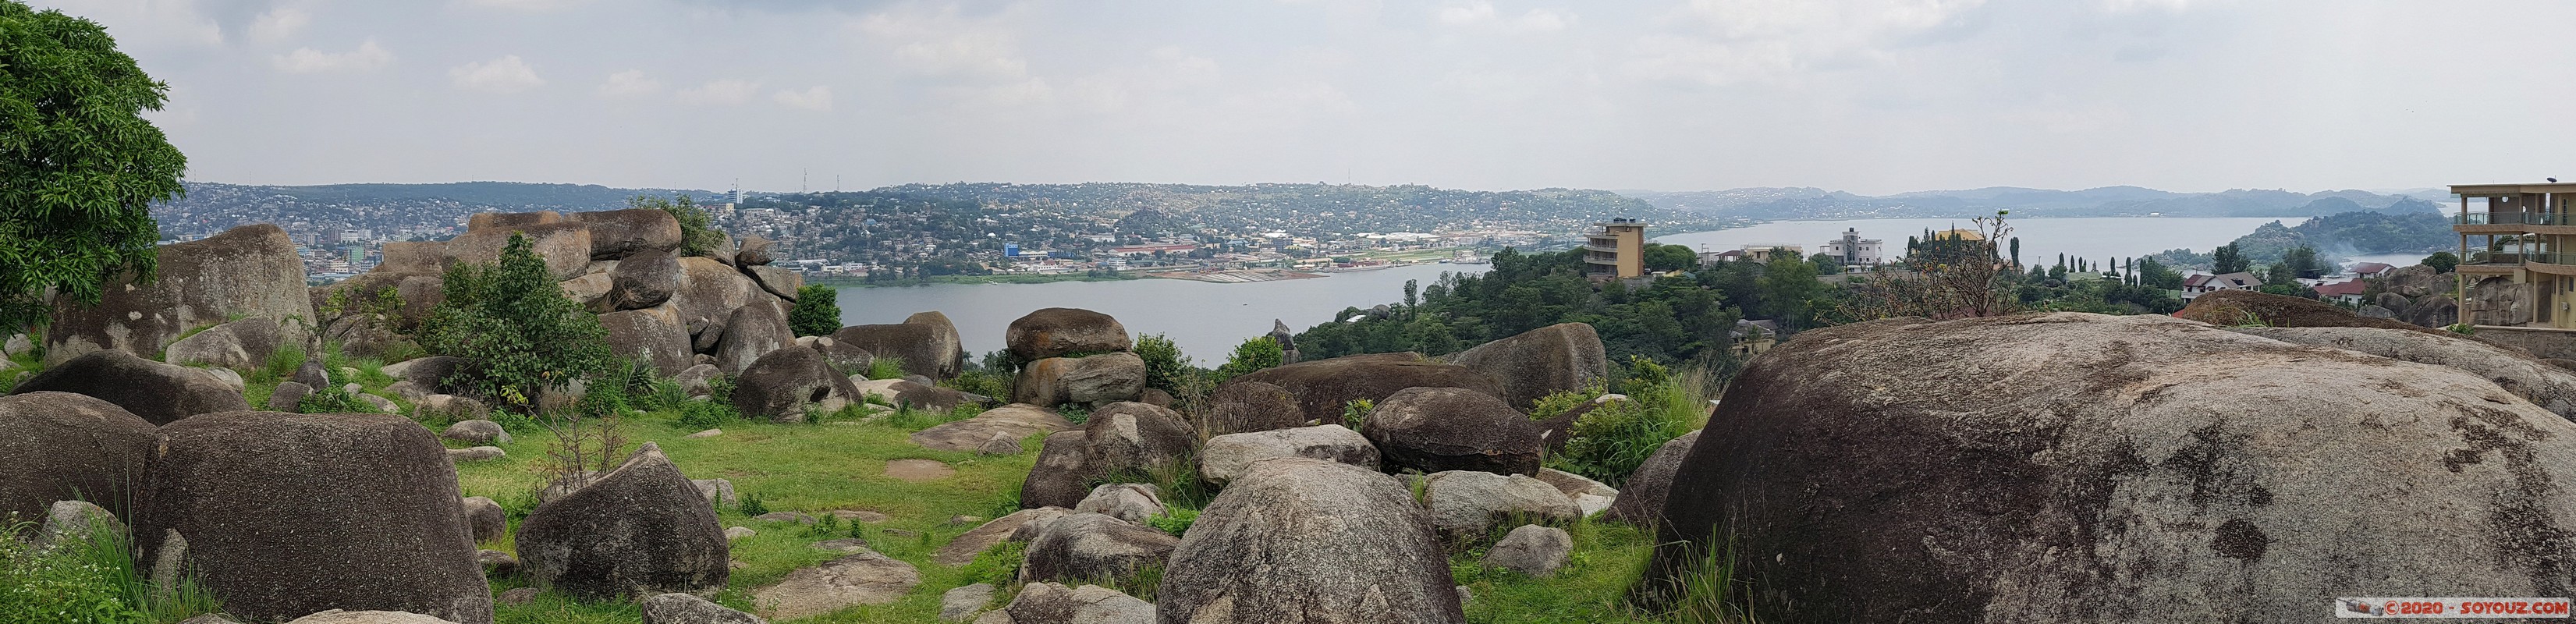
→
(0, 392, 156, 523)
(1203, 380, 1306, 436)
(1018, 512, 1178, 584)
(1603, 431, 1698, 526)
(162, 317, 317, 370)
(1080, 402, 1195, 479)
(1422, 470, 1581, 537)
(610, 248, 684, 311)
(1018, 431, 1097, 509)
(47, 224, 313, 365)
(732, 346, 860, 422)
(1157, 457, 1464, 624)
(933, 507, 1073, 566)
(1447, 323, 1608, 410)
(135, 412, 489, 624)
(911, 403, 1075, 452)
(2177, 288, 2445, 334)
(602, 307, 694, 377)
(2231, 325, 2576, 418)
(835, 314, 965, 379)
(1002, 583, 1153, 624)
(754, 550, 921, 620)
(1199, 424, 1378, 486)
(282, 611, 459, 624)
(1013, 352, 1146, 406)
(1006, 307, 1131, 361)
(746, 265, 803, 302)
(715, 301, 794, 375)
(1482, 525, 1573, 577)
(1224, 353, 1506, 427)
(735, 234, 778, 267)
(1637, 312, 2576, 622)
(447, 221, 593, 282)
(640, 592, 766, 624)
(517, 442, 729, 601)
(571, 208, 683, 261)
(1360, 386, 1542, 476)
(14, 349, 250, 425)
(1071, 484, 1166, 524)
(2468, 275, 2533, 326)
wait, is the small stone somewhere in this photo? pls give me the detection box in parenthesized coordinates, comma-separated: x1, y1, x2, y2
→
(942, 583, 999, 622)
(827, 509, 890, 523)
(685, 428, 722, 438)
(477, 549, 521, 577)
(812, 538, 871, 553)
(754, 511, 817, 524)
(499, 587, 540, 604)
(640, 591, 766, 624)
(446, 446, 506, 462)
(946, 515, 983, 527)
(692, 479, 737, 507)
(359, 393, 399, 413)
(726, 526, 757, 541)
(442, 420, 510, 445)
(36, 500, 123, 550)
(1482, 524, 1574, 577)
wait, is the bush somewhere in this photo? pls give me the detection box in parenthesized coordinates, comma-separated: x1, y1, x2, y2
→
(1145, 507, 1199, 537)
(296, 384, 374, 414)
(738, 492, 770, 517)
(675, 399, 736, 431)
(1210, 336, 1285, 383)
(789, 285, 840, 338)
(959, 541, 1027, 587)
(1551, 358, 1705, 487)
(0, 516, 225, 624)
(417, 233, 617, 413)
(863, 358, 907, 381)
(1340, 399, 1375, 431)
(941, 370, 1013, 402)
(1134, 334, 1193, 392)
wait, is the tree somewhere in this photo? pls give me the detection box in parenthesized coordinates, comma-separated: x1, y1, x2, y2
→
(1212, 336, 1285, 383)
(2262, 261, 2298, 288)
(2281, 245, 2327, 279)
(1133, 333, 1193, 392)
(2424, 250, 2460, 273)
(1759, 254, 1820, 332)
(1808, 252, 1843, 275)
(788, 285, 840, 337)
(628, 194, 723, 257)
(420, 233, 617, 413)
(0, 3, 189, 332)
(2009, 237, 2022, 268)
(2213, 243, 2250, 275)
(1642, 243, 1698, 272)
(2137, 256, 2184, 290)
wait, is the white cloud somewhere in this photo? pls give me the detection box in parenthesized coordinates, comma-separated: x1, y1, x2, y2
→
(462, 0, 589, 9)
(2099, 0, 2194, 12)
(598, 69, 662, 97)
(677, 79, 762, 105)
(773, 85, 834, 111)
(27, 0, 224, 46)
(248, 7, 311, 43)
(272, 39, 393, 73)
(1436, 2, 1570, 33)
(853, 5, 1030, 78)
(449, 55, 545, 93)
(1627, 0, 1985, 85)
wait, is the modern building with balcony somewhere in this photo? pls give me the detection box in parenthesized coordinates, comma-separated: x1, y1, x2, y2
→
(2450, 182, 2576, 327)
(1819, 228, 1882, 271)
(1584, 218, 1647, 281)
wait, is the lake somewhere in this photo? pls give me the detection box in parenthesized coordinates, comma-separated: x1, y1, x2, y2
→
(840, 215, 2379, 361)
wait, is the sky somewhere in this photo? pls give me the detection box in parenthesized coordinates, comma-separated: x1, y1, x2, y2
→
(27, 0, 2576, 195)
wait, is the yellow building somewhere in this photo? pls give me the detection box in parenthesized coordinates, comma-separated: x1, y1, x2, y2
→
(1931, 228, 1985, 242)
(1584, 218, 1647, 280)
(2454, 182, 2576, 328)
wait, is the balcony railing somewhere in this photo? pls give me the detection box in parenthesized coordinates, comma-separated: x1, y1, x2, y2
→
(1582, 243, 1619, 254)
(2457, 212, 2576, 226)
(2465, 250, 2576, 266)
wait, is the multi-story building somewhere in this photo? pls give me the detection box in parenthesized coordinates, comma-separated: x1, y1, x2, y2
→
(2452, 183, 2576, 327)
(1584, 218, 1646, 280)
(1740, 244, 1804, 263)
(1819, 228, 1882, 270)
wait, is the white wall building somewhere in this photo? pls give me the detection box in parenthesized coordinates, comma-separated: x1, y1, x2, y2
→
(1819, 228, 1882, 269)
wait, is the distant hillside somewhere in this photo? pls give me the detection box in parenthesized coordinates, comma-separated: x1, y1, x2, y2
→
(2145, 207, 2451, 270)
(1623, 186, 2438, 220)
(874, 182, 1727, 235)
(154, 181, 714, 239)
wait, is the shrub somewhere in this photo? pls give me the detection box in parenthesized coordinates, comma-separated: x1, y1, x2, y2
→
(1528, 385, 1607, 421)
(804, 514, 843, 537)
(631, 194, 724, 257)
(0, 516, 225, 624)
(739, 493, 770, 517)
(1056, 403, 1092, 425)
(959, 541, 1027, 587)
(1144, 507, 1199, 537)
(296, 384, 374, 414)
(417, 233, 617, 413)
(864, 358, 907, 381)
(675, 399, 736, 431)
(1210, 336, 1284, 383)
(1340, 399, 1375, 431)
(941, 370, 1013, 401)
(1134, 333, 1193, 392)
(789, 285, 840, 338)
(1551, 359, 1707, 487)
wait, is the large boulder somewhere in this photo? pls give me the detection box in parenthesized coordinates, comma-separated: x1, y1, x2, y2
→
(1637, 312, 2576, 622)
(1422, 470, 1581, 537)
(46, 224, 313, 365)
(1080, 402, 1195, 479)
(376, 241, 449, 277)
(1019, 431, 1097, 509)
(14, 349, 250, 425)
(1224, 353, 1506, 427)
(162, 317, 317, 370)
(852, 378, 983, 411)
(1359, 386, 1542, 476)
(610, 248, 685, 311)
(517, 442, 729, 601)
(571, 208, 683, 261)
(1002, 583, 1153, 624)
(445, 221, 593, 282)
(0, 392, 156, 523)
(2176, 289, 2445, 334)
(1203, 380, 1305, 436)
(1072, 483, 1166, 524)
(2231, 325, 2576, 418)
(382, 356, 466, 394)
(134, 412, 490, 624)
(670, 257, 762, 347)
(2469, 275, 2535, 326)
(735, 234, 778, 266)
(1199, 424, 1378, 486)
(1006, 307, 1132, 361)
(1156, 457, 1464, 624)
(282, 612, 459, 624)
(640, 592, 765, 624)
(903, 311, 966, 378)
(1018, 512, 1178, 584)
(715, 300, 794, 375)
(467, 211, 563, 232)
(911, 403, 1075, 452)
(746, 265, 803, 302)
(602, 307, 694, 377)
(1013, 352, 1146, 406)
(731, 346, 860, 422)
(1447, 323, 1607, 410)
(834, 314, 965, 379)
(933, 507, 1073, 566)
(1602, 431, 1698, 526)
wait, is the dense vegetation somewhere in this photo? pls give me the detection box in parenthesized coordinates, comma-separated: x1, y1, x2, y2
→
(2148, 210, 2450, 270)
(1292, 244, 1760, 370)
(789, 285, 840, 338)
(419, 233, 618, 412)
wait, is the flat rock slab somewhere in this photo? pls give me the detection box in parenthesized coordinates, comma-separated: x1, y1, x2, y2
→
(910, 404, 1074, 452)
(756, 550, 922, 620)
(829, 509, 891, 523)
(934, 507, 1071, 566)
(885, 459, 956, 483)
(813, 538, 872, 553)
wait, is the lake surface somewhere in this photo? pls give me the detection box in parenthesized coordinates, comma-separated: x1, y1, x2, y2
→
(841, 216, 2365, 361)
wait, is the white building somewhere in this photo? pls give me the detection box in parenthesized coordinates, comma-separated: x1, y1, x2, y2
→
(1819, 228, 1882, 270)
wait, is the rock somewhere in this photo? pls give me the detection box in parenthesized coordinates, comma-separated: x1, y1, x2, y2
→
(496, 588, 538, 605)
(178, 615, 243, 624)
(715, 301, 795, 375)
(382, 356, 465, 393)
(321, 314, 417, 360)
(2230, 325, 2576, 418)
(2177, 288, 2445, 334)
(711, 234, 739, 266)
(1637, 312, 2576, 622)
(753, 550, 921, 620)
(517, 442, 729, 601)
(1224, 353, 1507, 427)
(162, 317, 316, 370)
(814, 337, 874, 373)
(676, 363, 722, 396)
(46, 224, 313, 366)
(640, 591, 766, 624)
(468, 211, 565, 232)
(359, 393, 399, 414)
(884, 459, 956, 482)
(755, 511, 817, 524)
(911, 403, 1074, 452)
(571, 208, 683, 261)
(1005, 307, 1132, 363)
(978, 434, 1024, 456)
(603, 307, 694, 377)
(942, 583, 998, 622)
(1204, 380, 1305, 436)
(1270, 318, 1300, 363)
(746, 265, 804, 301)
(294, 359, 330, 388)
(199, 367, 245, 394)
(1080, 402, 1195, 480)
(1158, 458, 1463, 624)
(611, 248, 684, 311)
(812, 537, 872, 553)
(35, 500, 123, 550)
(1013, 352, 1147, 406)
(282, 611, 461, 624)
(1361, 386, 1543, 476)
(854, 378, 984, 411)
(417, 395, 491, 422)
(2357, 303, 2397, 318)
(1535, 468, 1617, 501)
(264, 381, 314, 412)
(1199, 424, 1379, 486)
(733, 346, 860, 422)
(134, 412, 490, 624)
(561, 273, 613, 310)
(685, 428, 722, 439)
(669, 257, 761, 349)
(1424, 470, 1581, 537)
(1072, 483, 1165, 524)
(460, 496, 507, 544)
(834, 317, 965, 380)
(1018, 430, 1096, 509)
(478, 549, 521, 577)
(1448, 323, 1609, 410)
(0, 393, 164, 523)
(1482, 525, 1573, 577)
(1138, 388, 1174, 409)
(1002, 583, 1152, 624)
(933, 507, 1073, 566)
(447, 446, 506, 462)
(1018, 512, 1181, 584)
(725, 526, 757, 541)
(735, 234, 778, 266)
(693, 479, 737, 506)
(1597, 427, 1700, 526)
(445, 221, 594, 282)
(3, 333, 30, 358)
(14, 349, 251, 425)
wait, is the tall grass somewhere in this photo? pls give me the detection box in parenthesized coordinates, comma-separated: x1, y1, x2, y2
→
(0, 518, 225, 624)
(1549, 359, 1715, 487)
(1656, 529, 1758, 624)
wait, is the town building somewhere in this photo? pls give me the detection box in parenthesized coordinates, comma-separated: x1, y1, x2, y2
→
(2452, 182, 2576, 328)
(1818, 228, 1882, 271)
(2350, 262, 2394, 278)
(1697, 248, 1743, 267)
(1731, 319, 1780, 357)
(2181, 272, 2263, 299)
(1740, 244, 1804, 263)
(2312, 279, 2368, 305)
(1584, 218, 1647, 281)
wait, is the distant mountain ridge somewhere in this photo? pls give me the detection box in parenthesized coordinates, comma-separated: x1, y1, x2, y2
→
(1622, 186, 2442, 219)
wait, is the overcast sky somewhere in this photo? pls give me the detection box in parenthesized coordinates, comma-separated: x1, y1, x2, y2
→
(30, 0, 2573, 195)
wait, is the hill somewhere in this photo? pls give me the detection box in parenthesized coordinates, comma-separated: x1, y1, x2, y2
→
(1623, 186, 2436, 220)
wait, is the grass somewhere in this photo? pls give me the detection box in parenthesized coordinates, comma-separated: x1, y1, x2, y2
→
(1455, 519, 1668, 624)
